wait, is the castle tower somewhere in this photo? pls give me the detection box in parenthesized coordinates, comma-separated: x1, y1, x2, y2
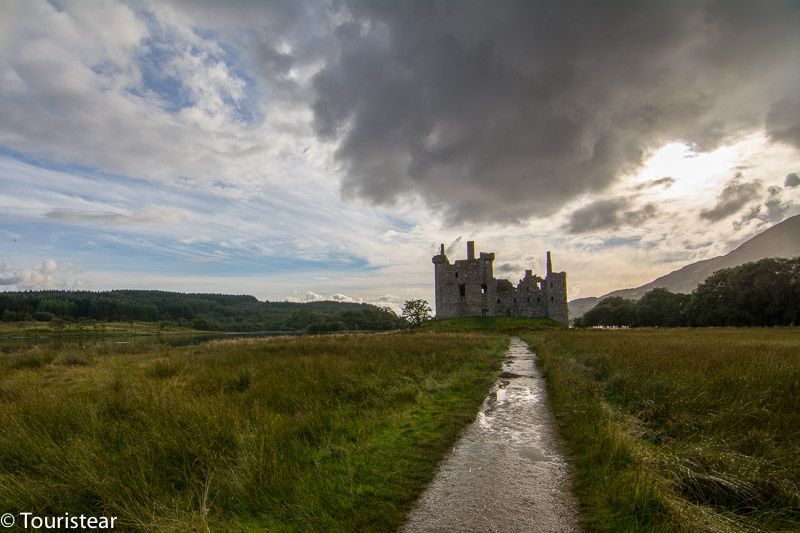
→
(432, 243, 449, 317)
(543, 251, 568, 324)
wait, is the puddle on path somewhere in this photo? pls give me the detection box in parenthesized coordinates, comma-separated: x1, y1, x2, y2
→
(404, 337, 580, 532)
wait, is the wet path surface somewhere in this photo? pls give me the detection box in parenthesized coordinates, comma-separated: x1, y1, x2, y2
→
(404, 337, 580, 532)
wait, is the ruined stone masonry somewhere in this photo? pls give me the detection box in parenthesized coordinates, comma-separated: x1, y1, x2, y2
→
(432, 241, 568, 324)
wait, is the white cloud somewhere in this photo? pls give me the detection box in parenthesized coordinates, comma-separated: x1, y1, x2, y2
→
(0, 1, 328, 194)
(45, 205, 196, 226)
(0, 258, 85, 290)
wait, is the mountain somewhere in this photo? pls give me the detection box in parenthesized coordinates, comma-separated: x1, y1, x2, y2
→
(568, 297, 601, 319)
(569, 214, 800, 318)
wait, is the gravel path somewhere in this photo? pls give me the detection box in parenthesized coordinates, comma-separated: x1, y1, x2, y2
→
(404, 337, 580, 532)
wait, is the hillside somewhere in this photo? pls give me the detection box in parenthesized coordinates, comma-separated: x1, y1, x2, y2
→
(568, 297, 601, 319)
(0, 290, 405, 332)
(570, 214, 800, 318)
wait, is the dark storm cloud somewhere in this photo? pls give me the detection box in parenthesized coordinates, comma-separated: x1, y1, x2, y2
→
(567, 199, 627, 233)
(765, 98, 800, 149)
(700, 173, 762, 222)
(445, 237, 463, 256)
(495, 262, 526, 275)
(734, 185, 794, 229)
(786, 173, 800, 188)
(566, 198, 657, 234)
(763, 187, 792, 222)
(632, 177, 675, 191)
(683, 240, 713, 250)
(312, 0, 800, 223)
(624, 203, 658, 226)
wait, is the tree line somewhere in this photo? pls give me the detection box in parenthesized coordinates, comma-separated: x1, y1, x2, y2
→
(574, 257, 800, 328)
(0, 290, 407, 332)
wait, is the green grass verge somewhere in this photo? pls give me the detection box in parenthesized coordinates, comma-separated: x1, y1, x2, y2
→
(522, 328, 800, 532)
(422, 316, 565, 334)
(0, 331, 506, 531)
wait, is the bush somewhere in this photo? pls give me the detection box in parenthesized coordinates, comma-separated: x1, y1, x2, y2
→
(8, 352, 54, 369)
(33, 311, 55, 322)
(191, 318, 214, 330)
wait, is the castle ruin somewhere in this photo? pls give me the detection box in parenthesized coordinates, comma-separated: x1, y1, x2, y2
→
(432, 241, 568, 324)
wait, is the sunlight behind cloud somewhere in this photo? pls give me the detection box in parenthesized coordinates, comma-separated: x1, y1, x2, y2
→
(626, 140, 744, 202)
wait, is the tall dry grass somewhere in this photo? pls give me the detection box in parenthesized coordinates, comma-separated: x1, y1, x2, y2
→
(525, 328, 800, 532)
(0, 332, 506, 531)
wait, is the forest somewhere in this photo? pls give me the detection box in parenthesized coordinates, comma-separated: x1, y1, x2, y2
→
(574, 257, 800, 327)
(0, 290, 407, 332)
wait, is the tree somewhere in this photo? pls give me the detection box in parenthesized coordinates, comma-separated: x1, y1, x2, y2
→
(687, 257, 800, 326)
(574, 258, 800, 328)
(401, 299, 432, 327)
(634, 288, 690, 327)
(580, 297, 637, 327)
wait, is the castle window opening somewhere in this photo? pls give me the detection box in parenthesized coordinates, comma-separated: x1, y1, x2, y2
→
(551, 296, 554, 302)
(481, 283, 487, 295)
(459, 284, 466, 299)
(455, 272, 458, 278)
(527, 297, 530, 303)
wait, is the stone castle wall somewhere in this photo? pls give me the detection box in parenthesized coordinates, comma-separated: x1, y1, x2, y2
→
(432, 241, 568, 324)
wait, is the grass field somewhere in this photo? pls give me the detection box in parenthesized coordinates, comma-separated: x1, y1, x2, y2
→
(523, 328, 800, 532)
(4, 318, 799, 531)
(0, 320, 202, 337)
(0, 331, 506, 531)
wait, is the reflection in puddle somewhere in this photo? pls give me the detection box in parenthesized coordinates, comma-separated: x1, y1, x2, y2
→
(496, 387, 507, 403)
(519, 445, 550, 463)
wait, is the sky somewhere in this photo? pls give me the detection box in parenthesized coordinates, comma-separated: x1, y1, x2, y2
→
(1, 0, 799, 310)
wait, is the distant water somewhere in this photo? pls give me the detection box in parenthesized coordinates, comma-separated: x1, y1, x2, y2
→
(0, 331, 298, 353)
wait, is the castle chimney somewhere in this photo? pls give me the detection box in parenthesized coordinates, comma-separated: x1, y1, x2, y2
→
(440, 243, 445, 256)
(546, 251, 552, 275)
(467, 240, 475, 260)
(525, 269, 532, 278)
